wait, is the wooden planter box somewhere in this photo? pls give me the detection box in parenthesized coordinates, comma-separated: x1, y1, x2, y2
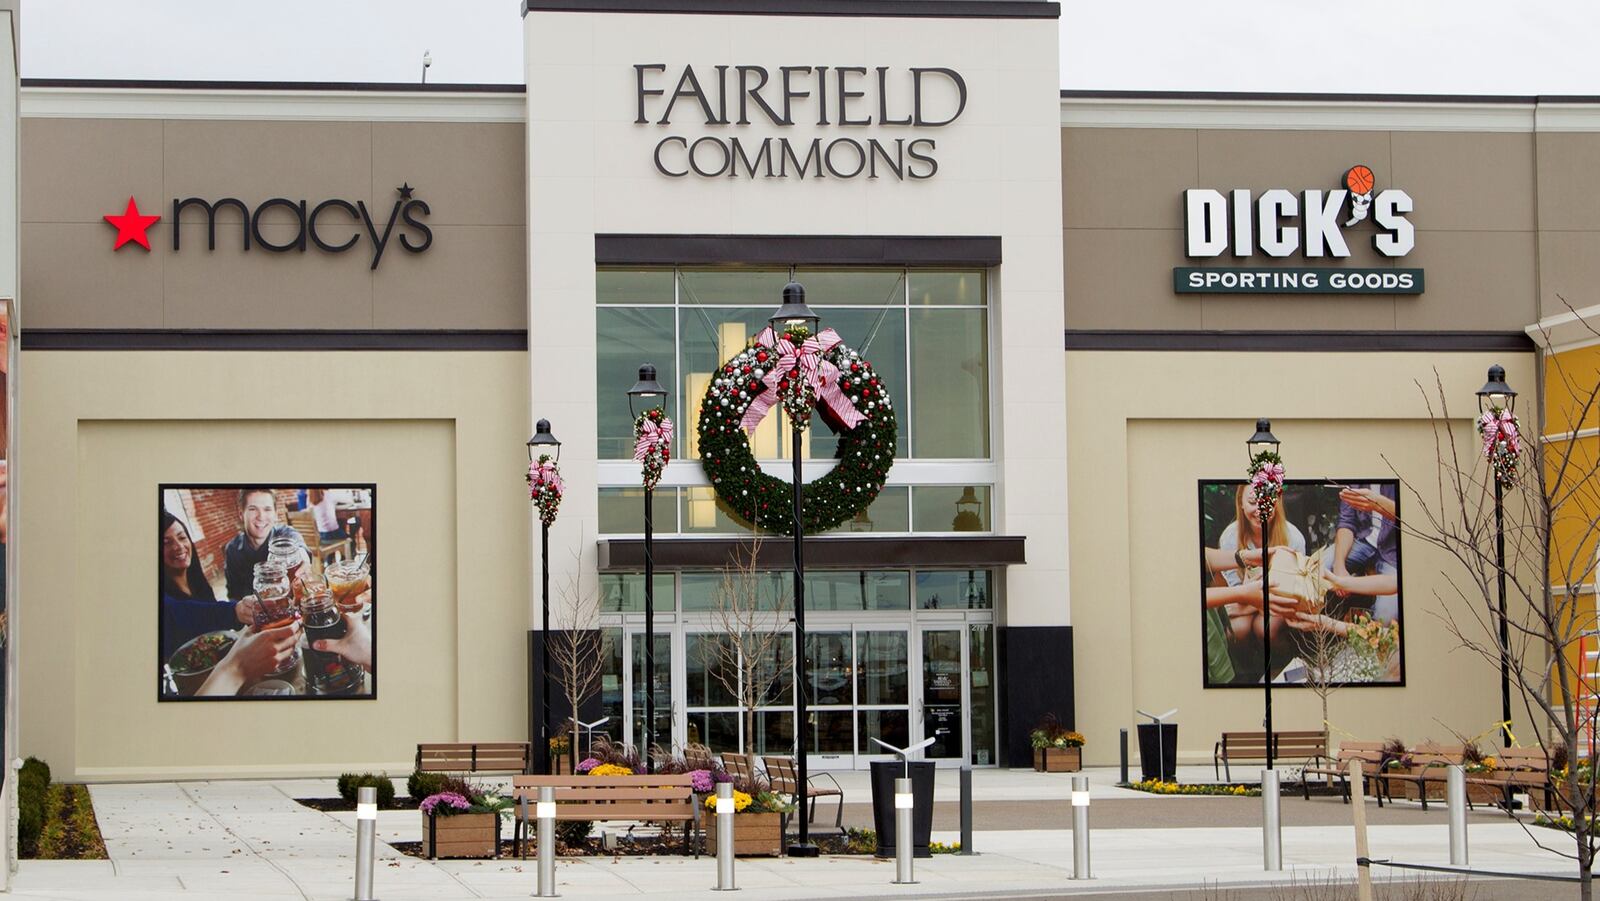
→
(1466, 772, 1509, 806)
(1034, 747, 1082, 773)
(425, 811, 500, 859)
(704, 811, 782, 857)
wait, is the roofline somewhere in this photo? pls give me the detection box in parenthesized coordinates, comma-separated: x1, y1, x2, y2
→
(524, 0, 1060, 19)
(1061, 89, 1600, 105)
(21, 77, 525, 94)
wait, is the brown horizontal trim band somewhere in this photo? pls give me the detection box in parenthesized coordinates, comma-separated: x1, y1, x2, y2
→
(1063, 330, 1537, 353)
(22, 78, 526, 93)
(597, 234, 1002, 266)
(597, 535, 1026, 571)
(526, 0, 1060, 18)
(21, 329, 528, 351)
(1060, 89, 1600, 105)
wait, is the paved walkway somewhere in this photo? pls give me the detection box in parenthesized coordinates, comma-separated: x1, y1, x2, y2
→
(8, 769, 1587, 900)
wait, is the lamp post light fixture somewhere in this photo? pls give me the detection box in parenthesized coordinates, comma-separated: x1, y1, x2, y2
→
(628, 363, 668, 774)
(771, 281, 822, 858)
(527, 419, 561, 774)
(1246, 418, 1280, 770)
(1476, 364, 1516, 748)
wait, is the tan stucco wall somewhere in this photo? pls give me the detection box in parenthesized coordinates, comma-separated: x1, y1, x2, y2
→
(1061, 126, 1540, 332)
(1066, 349, 1537, 766)
(1536, 131, 1600, 319)
(18, 351, 530, 780)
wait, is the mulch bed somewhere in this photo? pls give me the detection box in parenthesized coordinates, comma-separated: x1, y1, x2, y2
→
(296, 796, 418, 813)
(31, 784, 109, 860)
(389, 828, 869, 860)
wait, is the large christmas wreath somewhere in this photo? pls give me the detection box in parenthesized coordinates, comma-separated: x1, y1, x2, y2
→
(697, 324, 896, 535)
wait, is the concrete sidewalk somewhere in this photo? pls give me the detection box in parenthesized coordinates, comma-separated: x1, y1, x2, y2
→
(8, 772, 1586, 900)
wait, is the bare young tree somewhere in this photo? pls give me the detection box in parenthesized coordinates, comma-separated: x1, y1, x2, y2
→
(1395, 339, 1600, 898)
(1297, 616, 1349, 752)
(696, 529, 792, 756)
(549, 549, 609, 772)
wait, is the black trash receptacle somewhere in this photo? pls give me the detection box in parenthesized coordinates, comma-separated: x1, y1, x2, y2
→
(1137, 722, 1178, 782)
(869, 760, 935, 858)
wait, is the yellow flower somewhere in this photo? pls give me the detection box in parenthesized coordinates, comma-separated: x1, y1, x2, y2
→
(588, 763, 634, 777)
(703, 790, 753, 812)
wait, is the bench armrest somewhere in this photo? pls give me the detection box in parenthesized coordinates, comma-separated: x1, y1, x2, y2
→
(807, 772, 843, 795)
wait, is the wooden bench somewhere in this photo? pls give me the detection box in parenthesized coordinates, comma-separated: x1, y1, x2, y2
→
(510, 774, 698, 858)
(1214, 730, 1328, 780)
(1376, 742, 1464, 810)
(1301, 740, 1388, 806)
(684, 743, 716, 772)
(1465, 746, 1556, 813)
(721, 751, 758, 783)
(416, 742, 533, 777)
(762, 754, 845, 832)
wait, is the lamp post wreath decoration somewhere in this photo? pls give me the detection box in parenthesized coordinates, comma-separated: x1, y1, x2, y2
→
(1477, 407, 1521, 487)
(634, 407, 673, 491)
(697, 323, 896, 535)
(1248, 450, 1285, 524)
(526, 455, 564, 526)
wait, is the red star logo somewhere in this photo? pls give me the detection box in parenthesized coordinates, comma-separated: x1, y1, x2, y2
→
(104, 196, 161, 251)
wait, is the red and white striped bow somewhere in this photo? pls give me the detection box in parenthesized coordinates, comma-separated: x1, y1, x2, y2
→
(739, 326, 865, 434)
(633, 416, 673, 463)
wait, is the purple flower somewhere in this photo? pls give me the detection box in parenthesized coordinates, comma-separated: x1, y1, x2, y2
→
(689, 769, 715, 793)
(575, 757, 601, 774)
(419, 791, 471, 815)
(712, 770, 733, 784)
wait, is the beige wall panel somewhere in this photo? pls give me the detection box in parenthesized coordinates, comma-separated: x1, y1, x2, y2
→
(1061, 127, 1197, 229)
(19, 351, 530, 779)
(1536, 132, 1600, 231)
(21, 118, 164, 223)
(1389, 131, 1535, 232)
(1198, 293, 1395, 332)
(1067, 350, 1536, 766)
(1394, 230, 1538, 330)
(1537, 230, 1600, 320)
(162, 224, 375, 329)
(20, 223, 165, 328)
(1062, 227, 1200, 330)
(1197, 130, 1392, 191)
(371, 122, 526, 227)
(372, 225, 527, 330)
(162, 120, 372, 204)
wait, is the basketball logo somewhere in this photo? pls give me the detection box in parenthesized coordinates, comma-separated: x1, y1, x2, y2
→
(1342, 164, 1376, 227)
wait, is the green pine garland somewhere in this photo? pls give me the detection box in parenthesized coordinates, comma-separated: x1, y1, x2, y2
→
(696, 339, 896, 535)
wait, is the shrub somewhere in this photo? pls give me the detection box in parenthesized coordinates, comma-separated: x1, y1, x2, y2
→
(17, 757, 51, 857)
(407, 769, 451, 800)
(337, 772, 395, 807)
(555, 818, 593, 847)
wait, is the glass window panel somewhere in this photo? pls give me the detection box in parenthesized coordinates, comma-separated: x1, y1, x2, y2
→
(598, 268, 674, 305)
(686, 712, 741, 754)
(858, 709, 909, 755)
(682, 486, 762, 535)
(757, 635, 795, 705)
(678, 304, 810, 464)
(599, 572, 675, 613)
(756, 710, 793, 756)
(599, 487, 678, 536)
(685, 633, 740, 707)
(916, 570, 993, 610)
(597, 306, 676, 459)
(911, 270, 985, 306)
(599, 627, 624, 743)
(813, 306, 907, 459)
(678, 269, 789, 307)
(681, 570, 789, 611)
(909, 307, 988, 458)
(855, 631, 909, 705)
(912, 485, 991, 533)
(810, 710, 855, 754)
(803, 570, 909, 611)
(821, 486, 910, 535)
(968, 624, 997, 766)
(792, 269, 905, 306)
(806, 631, 853, 707)
(630, 632, 672, 752)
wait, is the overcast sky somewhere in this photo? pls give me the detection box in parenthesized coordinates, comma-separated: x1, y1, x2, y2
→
(18, 0, 1599, 95)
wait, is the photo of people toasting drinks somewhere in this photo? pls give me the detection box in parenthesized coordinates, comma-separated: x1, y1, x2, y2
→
(159, 485, 375, 700)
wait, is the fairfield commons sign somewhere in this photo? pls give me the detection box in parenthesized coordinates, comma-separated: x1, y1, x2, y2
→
(634, 63, 966, 181)
(1175, 165, 1424, 295)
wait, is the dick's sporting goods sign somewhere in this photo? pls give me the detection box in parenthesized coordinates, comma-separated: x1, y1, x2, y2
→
(1175, 165, 1423, 295)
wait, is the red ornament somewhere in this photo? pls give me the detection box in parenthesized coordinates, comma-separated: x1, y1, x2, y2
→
(742, 366, 751, 374)
(851, 363, 861, 372)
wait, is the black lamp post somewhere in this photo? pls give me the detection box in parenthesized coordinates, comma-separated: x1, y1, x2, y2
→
(628, 364, 667, 774)
(772, 281, 822, 858)
(1247, 418, 1280, 770)
(1477, 364, 1517, 749)
(527, 419, 562, 774)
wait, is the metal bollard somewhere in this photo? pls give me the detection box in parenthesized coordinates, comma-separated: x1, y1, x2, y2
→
(535, 786, 557, 897)
(1262, 769, 1282, 871)
(353, 785, 377, 901)
(1119, 728, 1129, 786)
(713, 781, 738, 891)
(893, 778, 916, 884)
(1071, 776, 1091, 879)
(1447, 765, 1469, 866)
(959, 764, 973, 855)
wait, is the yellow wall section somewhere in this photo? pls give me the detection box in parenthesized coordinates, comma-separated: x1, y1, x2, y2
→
(18, 351, 531, 780)
(1543, 346, 1600, 744)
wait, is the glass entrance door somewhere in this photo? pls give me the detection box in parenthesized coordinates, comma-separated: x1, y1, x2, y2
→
(626, 628, 673, 756)
(920, 628, 965, 764)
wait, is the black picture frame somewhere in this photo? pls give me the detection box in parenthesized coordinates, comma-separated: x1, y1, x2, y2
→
(157, 483, 377, 702)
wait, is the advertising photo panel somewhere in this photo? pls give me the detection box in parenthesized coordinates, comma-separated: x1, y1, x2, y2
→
(159, 485, 375, 701)
(1199, 480, 1403, 689)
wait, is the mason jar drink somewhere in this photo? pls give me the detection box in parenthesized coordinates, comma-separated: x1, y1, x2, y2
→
(325, 558, 371, 622)
(301, 587, 363, 695)
(251, 561, 301, 677)
(267, 536, 311, 599)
